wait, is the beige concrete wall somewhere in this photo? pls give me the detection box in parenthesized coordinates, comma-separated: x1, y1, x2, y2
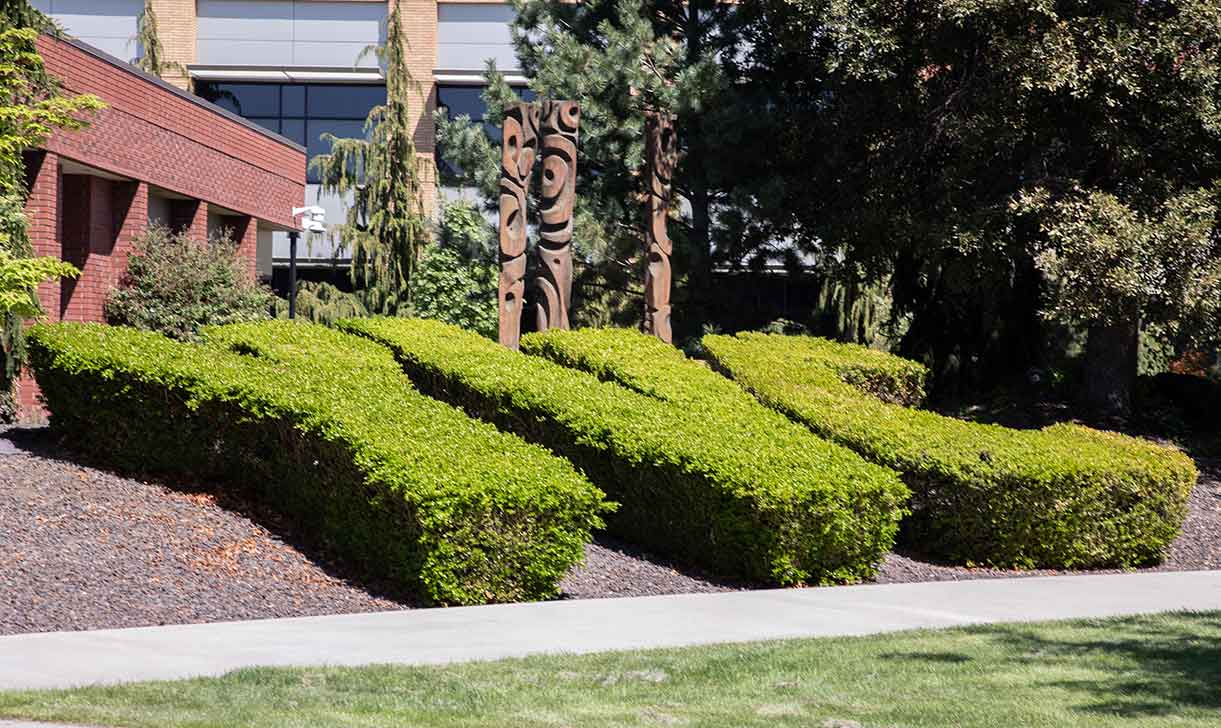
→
(395, 0, 439, 217)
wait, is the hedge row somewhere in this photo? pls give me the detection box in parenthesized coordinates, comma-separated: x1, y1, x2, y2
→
(28, 321, 607, 605)
(703, 332, 1198, 569)
(340, 318, 909, 585)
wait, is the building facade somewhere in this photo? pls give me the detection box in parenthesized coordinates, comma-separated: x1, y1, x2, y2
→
(20, 32, 307, 413)
(33, 0, 524, 270)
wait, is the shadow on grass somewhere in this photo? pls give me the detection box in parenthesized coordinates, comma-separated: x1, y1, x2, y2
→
(990, 613, 1221, 718)
(3, 425, 422, 609)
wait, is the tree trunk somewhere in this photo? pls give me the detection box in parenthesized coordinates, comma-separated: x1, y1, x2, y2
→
(1082, 319, 1139, 419)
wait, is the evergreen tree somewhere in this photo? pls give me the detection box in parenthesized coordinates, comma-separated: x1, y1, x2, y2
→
(132, 0, 185, 82)
(312, 3, 430, 314)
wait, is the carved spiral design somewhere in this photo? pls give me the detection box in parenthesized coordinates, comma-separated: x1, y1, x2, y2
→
(536, 100, 579, 332)
(498, 103, 538, 349)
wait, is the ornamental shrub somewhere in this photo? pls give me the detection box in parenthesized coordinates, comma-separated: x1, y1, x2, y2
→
(28, 321, 607, 605)
(105, 225, 275, 341)
(340, 317, 908, 585)
(703, 332, 1198, 569)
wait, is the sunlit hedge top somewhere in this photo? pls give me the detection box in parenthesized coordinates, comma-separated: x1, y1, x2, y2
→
(704, 331, 1198, 569)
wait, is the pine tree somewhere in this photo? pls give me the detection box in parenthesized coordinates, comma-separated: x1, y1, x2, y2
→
(132, 0, 185, 82)
(311, 4, 430, 314)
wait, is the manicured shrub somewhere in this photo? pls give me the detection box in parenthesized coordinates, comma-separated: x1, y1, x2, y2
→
(703, 332, 1198, 569)
(28, 321, 607, 606)
(340, 318, 908, 585)
(105, 225, 274, 341)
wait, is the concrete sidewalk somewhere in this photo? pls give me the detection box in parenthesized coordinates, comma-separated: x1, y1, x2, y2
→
(2, 570, 1219, 690)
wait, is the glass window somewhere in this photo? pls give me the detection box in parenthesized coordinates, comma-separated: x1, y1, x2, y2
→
(247, 118, 281, 135)
(197, 82, 280, 117)
(307, 85, 387, 119)
(282, 85, 306, 117)
(280, 119, 307, 146)
(193, 81, 385, 184)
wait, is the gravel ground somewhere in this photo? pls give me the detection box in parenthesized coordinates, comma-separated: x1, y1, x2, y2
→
(1, 425, 1218, 635)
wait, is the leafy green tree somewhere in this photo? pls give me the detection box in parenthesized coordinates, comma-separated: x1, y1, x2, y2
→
(0, 249, 76, 319)
(312, 3, 430, 314)
(105, 225, 275, 341)
(742, 0, 1221, 412)
(0, 1, 103, 417)
(410, 201, 499, 338)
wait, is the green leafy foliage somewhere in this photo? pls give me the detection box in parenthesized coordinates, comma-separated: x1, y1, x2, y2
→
(1022, 187, 1221, 351)
(0, 10, 104, 418)
(411, 244, 498, 339)
(342, 318, 908, 585)
(737, 0, 1221, 400)
(704, 332, 1198, 569)
(273, 280, 369, 326)
(104, 225, 275, 341)
(0, 248, 76, 317)
(28, 320, 607, 605)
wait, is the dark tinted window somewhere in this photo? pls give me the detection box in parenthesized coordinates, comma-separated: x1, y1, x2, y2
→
(197, 82, 280, 117)
(307, 85, 387, 119)
(282, 85, 306, 117)
(194, 81, 384, 184)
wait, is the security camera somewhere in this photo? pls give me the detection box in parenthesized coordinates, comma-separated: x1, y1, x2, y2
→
(292, 206, 325, 217)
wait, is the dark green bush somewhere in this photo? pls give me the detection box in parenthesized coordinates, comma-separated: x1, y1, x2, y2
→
(28, 321, 607, 605)
(341, 318, 908, 585)
(704, 332, 1198, 569)
(105, 225, 274, 341)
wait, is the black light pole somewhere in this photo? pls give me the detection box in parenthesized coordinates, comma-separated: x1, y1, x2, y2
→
(287, 230, 299, 320)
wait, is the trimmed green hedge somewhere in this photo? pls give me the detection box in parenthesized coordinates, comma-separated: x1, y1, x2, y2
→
(341, 318, 908, 585)
(703, 332, 1198, 569)
(28, 321, 607, 605)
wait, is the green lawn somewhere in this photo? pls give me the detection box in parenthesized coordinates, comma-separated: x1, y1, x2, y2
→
(3, 612, 1219, 728)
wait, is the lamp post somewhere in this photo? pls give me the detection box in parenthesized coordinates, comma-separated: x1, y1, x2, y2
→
(289, 206, 326, 320)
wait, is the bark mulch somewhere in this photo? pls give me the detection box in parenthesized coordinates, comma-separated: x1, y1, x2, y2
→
(2, 426, 1218, 635)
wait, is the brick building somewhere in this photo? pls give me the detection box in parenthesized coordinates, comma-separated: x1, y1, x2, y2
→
(33, 0, 527, 271)
(19, 32, 307, 413)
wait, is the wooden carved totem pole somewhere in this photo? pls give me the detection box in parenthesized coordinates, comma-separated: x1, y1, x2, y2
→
(643, 111, 677, 343)
(535, 100, 580, 332)
(498, 102, 538, 349)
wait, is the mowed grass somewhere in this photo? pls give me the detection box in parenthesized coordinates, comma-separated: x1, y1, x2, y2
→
(2, 612, 1219, 727)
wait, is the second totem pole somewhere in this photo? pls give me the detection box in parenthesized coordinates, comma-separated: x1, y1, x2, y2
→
(643, 111, 677, 344)
(498, 100, 580, 349)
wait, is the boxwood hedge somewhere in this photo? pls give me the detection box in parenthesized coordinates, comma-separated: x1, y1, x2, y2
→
(341, 318, 908, 585)
(28, 321, 608, 605)
(703, 332, 1198, 569)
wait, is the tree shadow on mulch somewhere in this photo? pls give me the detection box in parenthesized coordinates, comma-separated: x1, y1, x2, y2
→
(3, 425, 423, 609)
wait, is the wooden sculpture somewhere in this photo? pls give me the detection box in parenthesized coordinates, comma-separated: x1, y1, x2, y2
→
(643, 111, 677, 343)
(498, 102, 538, 350)
(535, 100, 580, 332)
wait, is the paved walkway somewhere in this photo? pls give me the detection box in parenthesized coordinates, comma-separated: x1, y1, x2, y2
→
(2, 570, 1219, 691)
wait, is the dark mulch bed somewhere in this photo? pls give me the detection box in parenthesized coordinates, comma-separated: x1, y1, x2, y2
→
(2, 424, 1218, 635)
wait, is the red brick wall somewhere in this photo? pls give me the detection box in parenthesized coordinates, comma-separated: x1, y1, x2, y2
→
(36, 34, 304, 230)
(16, 37, 305, 418)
